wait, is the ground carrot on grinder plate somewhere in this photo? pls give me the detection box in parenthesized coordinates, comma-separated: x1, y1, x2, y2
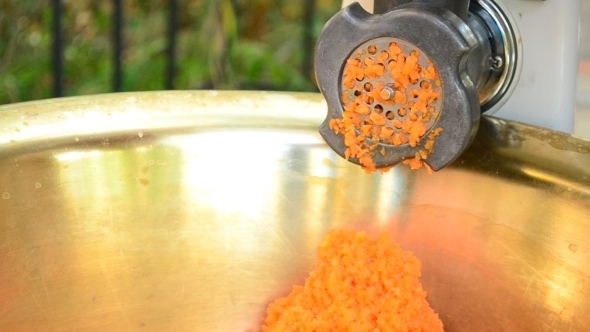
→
(251, 229, 444, 332)
(332, 41, 444, 174)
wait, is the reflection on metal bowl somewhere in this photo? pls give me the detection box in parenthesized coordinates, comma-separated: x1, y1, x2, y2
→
(0, 91, 589, 331)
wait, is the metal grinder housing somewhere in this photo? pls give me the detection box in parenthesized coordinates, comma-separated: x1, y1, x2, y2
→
(315, 0, 580, 171)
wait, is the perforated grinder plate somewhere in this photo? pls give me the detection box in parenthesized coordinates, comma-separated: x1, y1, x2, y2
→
(339, 37, 443, 149)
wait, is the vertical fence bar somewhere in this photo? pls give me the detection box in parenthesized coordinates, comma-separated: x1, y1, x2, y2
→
(113, 0, 123, 92)
(51, 0, 63, 97)
(166, 0, 178, 90)
(302, 0, 316, 83)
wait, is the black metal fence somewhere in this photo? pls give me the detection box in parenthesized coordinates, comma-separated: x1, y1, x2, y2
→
(50, 0, 317, 98)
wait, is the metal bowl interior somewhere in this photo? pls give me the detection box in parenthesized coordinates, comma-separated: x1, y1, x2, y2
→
(0, 91, 589, 331)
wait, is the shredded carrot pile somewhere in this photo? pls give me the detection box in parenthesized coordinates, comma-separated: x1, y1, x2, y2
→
(254, 229, 444, 332)
(330, 41, 444, 174)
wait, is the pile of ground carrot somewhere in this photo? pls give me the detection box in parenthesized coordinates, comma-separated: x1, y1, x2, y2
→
(252, 229, 443, 332)
(329, 42, 444, 173)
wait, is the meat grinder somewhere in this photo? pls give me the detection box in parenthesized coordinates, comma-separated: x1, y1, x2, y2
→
(316, 0, 580, 171)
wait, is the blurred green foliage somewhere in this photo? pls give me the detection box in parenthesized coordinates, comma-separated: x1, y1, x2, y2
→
(0, 0, 340, 105)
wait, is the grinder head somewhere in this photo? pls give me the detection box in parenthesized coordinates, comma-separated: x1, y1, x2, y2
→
(315, 3, 482, 172)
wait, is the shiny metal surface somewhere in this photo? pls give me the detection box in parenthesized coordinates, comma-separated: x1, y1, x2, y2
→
(471, 0, 520, 115)
(0, 91, 589, 331)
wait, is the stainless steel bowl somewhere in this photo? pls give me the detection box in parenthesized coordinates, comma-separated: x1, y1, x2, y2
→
(0, 91, 589, 331)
